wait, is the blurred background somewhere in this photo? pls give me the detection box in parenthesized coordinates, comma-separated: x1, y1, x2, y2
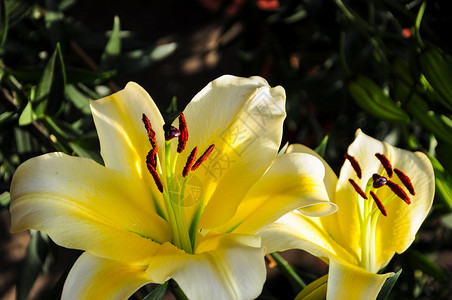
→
(1, 0, 452, 299)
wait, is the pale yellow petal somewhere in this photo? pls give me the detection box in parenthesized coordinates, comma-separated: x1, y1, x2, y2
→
(373, 148, 434, 269)
(62, 252, 150, 300)
(90, 82, 165, 197)
(326, 259, 393, 300)
(220, 152, 336, 234)
(10, 153, 170, 264)
(176, 75, 286, 229)
(146, 233, 266, 300)
(259, 211, 358, 265)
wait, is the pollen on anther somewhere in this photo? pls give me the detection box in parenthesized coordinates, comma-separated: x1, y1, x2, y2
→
(375, 153, 393, 178)
(146, 161, 163, 193)
(386, 180, 411, 204)
(146, 148, 157, 169)
(192, 144, 215, 171)
(142, 114, 158, 150)
(370, 191, 387, 216)
(177, 113, 188, 153)
(348, 179, 367, 199)
(183, 147, 198, 177)
(394, 168, 415, 195)
(344, 153, 362, 179)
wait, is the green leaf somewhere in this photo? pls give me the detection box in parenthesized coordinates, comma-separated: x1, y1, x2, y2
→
(17, 231, 50, 300)
(143, 281, 169, 300)
(427, 154, 452, 212)
(0, 0, 8, 48)
(0, 191, 10, 209)
(18, 101, 36, 126)
(441, 213, 452, 230)
(120, 43, 177, 73)
(99, 15, 121, 72)
(35, 43, 67, 116)
(65, 84, 91, 115)
(376, 269, 402, 300)
(314, 135, 329, 158)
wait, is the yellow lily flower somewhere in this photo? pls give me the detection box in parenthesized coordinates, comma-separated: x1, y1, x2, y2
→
(10, 75, 336, 300)
(260, 129, 435, 300)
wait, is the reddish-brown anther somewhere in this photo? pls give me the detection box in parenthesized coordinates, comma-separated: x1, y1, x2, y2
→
(142, 114, 158, 151)
(370, 191, 387, 216)
(348, 179, 367, 199)
(146, 161, 163, 193)
(394, 168, 415, 195)
(192, 144, 215, 171)
(344, 153, 362, 179)
(387, 180, 411, 204)
(177, 113, 188, 153)
(183, 147, 198, 177)
(375, 153, 393, 178)
(146, 148, 157, 169)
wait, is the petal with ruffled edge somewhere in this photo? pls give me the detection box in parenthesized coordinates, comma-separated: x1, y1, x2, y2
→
(10, 153, 170, 265)
(90, 82, 165, 198)
(62, 252, 150, 300)
(259, 211, 357, 265)
(176, 75, 286, 229)
(326, 259, 393, 300)
(146, 233, 266, 300)
(218, 152, 336, 235)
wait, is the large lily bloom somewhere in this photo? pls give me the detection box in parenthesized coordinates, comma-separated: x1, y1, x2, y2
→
(10, 75, 336, 300)
(260, 130, 435, 299)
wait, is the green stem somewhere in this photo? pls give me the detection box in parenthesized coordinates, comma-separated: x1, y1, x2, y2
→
(270, 252, 306, 290)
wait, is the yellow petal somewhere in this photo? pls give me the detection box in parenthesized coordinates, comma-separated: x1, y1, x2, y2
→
(326, 259, 393, 300)
(146, 233, 266, 300)
(220, 152, 336, 234)
(177, 75, 286, 229)
(10, 153, 170, 264)
(259, 211, 357, 265)
(62, 252, 150, 300)
(90, 82, 165, 191)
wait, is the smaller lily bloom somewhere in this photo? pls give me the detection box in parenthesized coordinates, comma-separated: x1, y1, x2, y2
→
(10, 76, 336, 300)
(260, 129, 435, 300)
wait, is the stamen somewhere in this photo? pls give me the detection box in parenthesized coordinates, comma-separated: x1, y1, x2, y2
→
(163, 124, 181, 141)
(192, 144, 215, 171)
(348, 179, 367, 199)
(386, 180, 411, 204)
(370, 191, 387, 216)
(344, 153, 362, 179)
(375, 153, 393, 178)
(146, 148, 157, 169)
(146, 161, 163, 193)
(142, 114, 158, 150)
(372, 174, 387, 188)
(183, 147, 198, 177)
(394, 168, 415, 195)
(177, 113, 188, 153)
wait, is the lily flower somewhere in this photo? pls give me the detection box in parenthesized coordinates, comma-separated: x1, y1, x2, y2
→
(10, 75, 336, 300)
(260, 129, 435, 299)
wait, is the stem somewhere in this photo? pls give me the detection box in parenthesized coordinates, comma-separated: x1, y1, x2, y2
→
(270, 252, 306, 290)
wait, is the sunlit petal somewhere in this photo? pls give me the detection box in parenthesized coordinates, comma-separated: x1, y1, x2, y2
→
(10, 153, 170, 264)
(62, 252, 150, 300)
(146, 233, 266, 300)
(177, 76, 286, 229)
(220, 152, 336, 234)
(326, 259, 393, 300)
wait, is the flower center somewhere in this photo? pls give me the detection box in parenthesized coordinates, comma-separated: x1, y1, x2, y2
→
(142, 113, 215, 253)
(344, 152, 415, 272)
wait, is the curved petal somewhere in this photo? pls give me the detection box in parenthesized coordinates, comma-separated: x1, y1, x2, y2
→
(62, 252, 150, 300)
(326, 259, 393, 300)
(219, 152, 336, 235)
(146, 233, 266, 300)
(259, 211, 358, 265)
(177, 75, 286, 228)
(90, 82, 165, 192)
(372, 147, 434, 269)
(10, 153, 170, 264)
